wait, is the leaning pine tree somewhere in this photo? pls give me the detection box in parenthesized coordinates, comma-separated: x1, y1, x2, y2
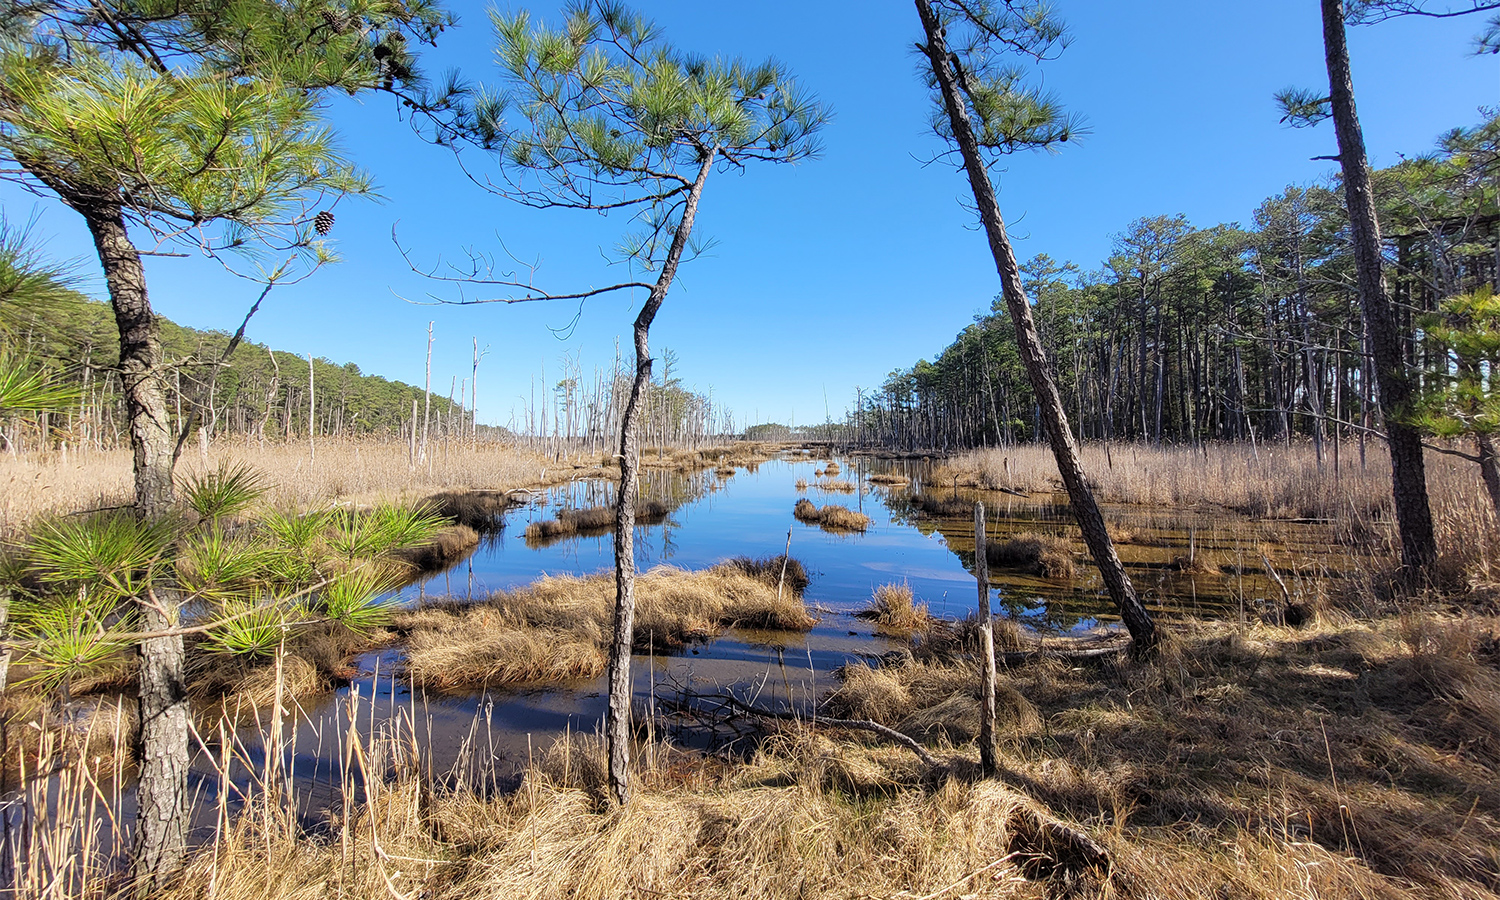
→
(913, 0, 1157, 654)
(419, 0, 825, 803)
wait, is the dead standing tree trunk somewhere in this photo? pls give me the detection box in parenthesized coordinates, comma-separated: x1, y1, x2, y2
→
(608, 150, 716, 806)
(916, 0, 1157, 654)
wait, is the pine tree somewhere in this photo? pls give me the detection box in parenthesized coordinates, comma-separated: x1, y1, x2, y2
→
(913, 0, 1158, 656)
(420, 0, 825, 804)
(0, 0, 449, 882)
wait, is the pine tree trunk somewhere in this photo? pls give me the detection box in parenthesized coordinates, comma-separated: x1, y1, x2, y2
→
(81, 204, 175, 517)
(1321, 0, 1436, 578)
(607, 150, 717, 806)
(916, 0, 1157, 653)
(132, 590, 189, 886)
(1477, 432, 1500, 522)
(73, 204, 189, 885)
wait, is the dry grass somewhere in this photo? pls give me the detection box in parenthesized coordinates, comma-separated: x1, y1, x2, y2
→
(987, 532, 1077, 579)
(639, 441, 783, 474)
(815, 478, 856, 493)
(867, 472, 910, 485)
(822, 461, 841, 475)
(794, 477, 808, 491)
(0, 438, 563, 537)
(911, 491, 974, 518)
(856, 582, 931, 634)
(936, 442, 1486, 527)
(392, 524, 480, 573)
(792, 499, 872, 533)
(398, 562, 817, 690)
(523, 500, 670, 544)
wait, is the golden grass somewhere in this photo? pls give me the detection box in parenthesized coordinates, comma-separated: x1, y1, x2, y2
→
(867, 472, 910, 485)
(814, 478, 855, 493)
(822, 461, 841, 475)
(986, 531, 1077, 579)
(856, 582, 931, 634)
(792, 499, 872, 533)
(935, 441, 1486, 526)
(398, 562, 817, 690)
(0, 438, 563, 537)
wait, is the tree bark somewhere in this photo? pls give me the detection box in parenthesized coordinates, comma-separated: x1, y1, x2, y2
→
(916, 0, 1157, 653)
(81, 204, 175, 518)
(132, 588, 189, 887)
(1477, 432, 1500, 522)
(1321, 0, 1437, 578)
(607, 149, 717, 806)
(974, 502, 997, 776)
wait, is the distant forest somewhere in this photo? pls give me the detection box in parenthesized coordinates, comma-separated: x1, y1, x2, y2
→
(860, 114, 1498, 457)
(1, 293, 474, 451)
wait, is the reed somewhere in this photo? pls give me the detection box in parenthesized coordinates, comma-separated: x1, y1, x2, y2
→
(0, 438, 560, 537)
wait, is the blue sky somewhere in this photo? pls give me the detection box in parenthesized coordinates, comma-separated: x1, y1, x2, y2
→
(3, 1, 1495, 430)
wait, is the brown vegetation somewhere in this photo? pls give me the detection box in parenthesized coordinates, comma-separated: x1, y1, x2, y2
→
(0, 438, 559, 537)
(867, 472, 910, 485)
(391, 524, 480, 572)
(855, 582, 931, 634)
(792, 499, 872, 533)
(398, 562, 817, 690)
(814, 478, 855, 493)
(986, 532, 1077, 579)
(910, 492, 973, 518)
(523, 500, 670, 544)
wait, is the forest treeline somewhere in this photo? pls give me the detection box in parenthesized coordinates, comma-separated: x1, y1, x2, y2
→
(0, 293, 474, 450)
(860, 113, 1499, 458)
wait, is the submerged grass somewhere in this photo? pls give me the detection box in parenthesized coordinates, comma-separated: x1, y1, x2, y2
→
(986, 531, 1077, 580)
(398, 560, 817, 690)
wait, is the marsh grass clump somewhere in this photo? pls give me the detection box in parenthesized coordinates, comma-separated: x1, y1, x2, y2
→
(523, 501, 671, 545)
(392, 524, 480, 573)
(794, 477, 808, 491)
(793, 499, 871, 533)
(420, 490, 522, 531)
(815, 479, 855, 493)
(986, 531, 1076, 579)
(715, 554, 810, 597)
(822, 462, 841, 475)
(399, 562, 816, 690)
(856, 582, 930, 634)
(910, 492, 972, 518)
(867, 472, 909, 486)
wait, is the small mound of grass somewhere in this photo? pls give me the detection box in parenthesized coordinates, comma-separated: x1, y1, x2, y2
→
(715, 554, 811, 597)
(822, 462, 841, 475)
(793, 499, 871, 533)
(392, 524, 479, 572)
(986, 532, 1076, 579)
(816, 479, 856, 493)
(419, 490, 520, 531)
(911, 492, 972, 518)
(523, 501, 671, 545)
(856, 582, 930, 634)
(867, 472, 909, 485)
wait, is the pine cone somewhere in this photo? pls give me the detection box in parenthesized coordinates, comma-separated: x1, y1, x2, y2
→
(320, 8, 350, 33)
(314, 211, 335, 235)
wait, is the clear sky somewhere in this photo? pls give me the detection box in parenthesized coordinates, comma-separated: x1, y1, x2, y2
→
(3, 1, 1495, 431)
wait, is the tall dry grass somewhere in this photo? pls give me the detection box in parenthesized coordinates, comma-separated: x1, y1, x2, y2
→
(0, 438, 562, 536)
(935, 441, 1486, 524)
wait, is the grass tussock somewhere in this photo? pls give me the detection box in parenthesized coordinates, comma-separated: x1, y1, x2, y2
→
(420, 490, 523, 531)
(398, 562, 816, 690)
(716, 554, 811, 597)
(910, 492, 973, 518)
(792, 499, 872, 533)
(821, 461, 841, 475)
(986, 531, 1077, 579)
(815, 478, 856, 493)
(391, 524, 480, 572)
(523, 501, 670, 545)
(867, 472, 909, 485)
(856, 582, 931, 634)
(793, 477, 808, 491)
